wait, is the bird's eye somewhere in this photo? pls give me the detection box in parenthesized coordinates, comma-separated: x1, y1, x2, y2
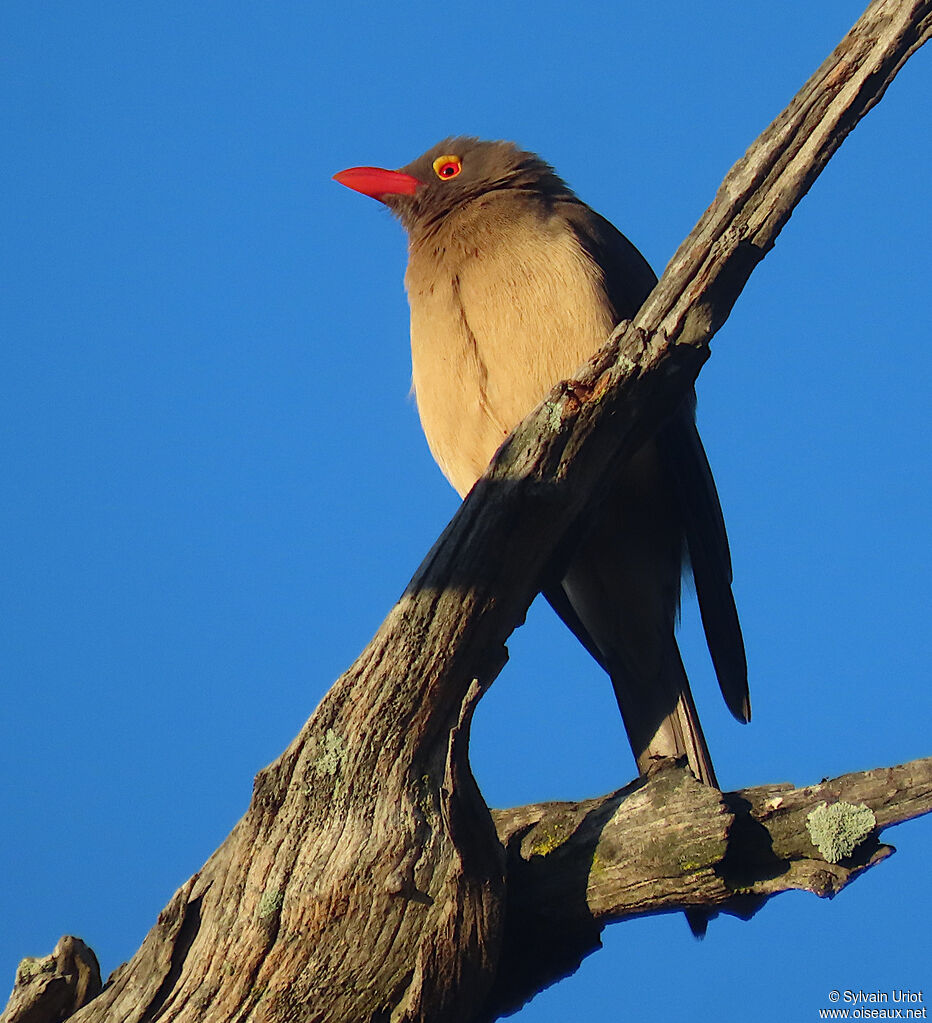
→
(432, 155, 462, 180)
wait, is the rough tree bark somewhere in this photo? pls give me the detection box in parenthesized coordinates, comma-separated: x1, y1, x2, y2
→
(4, 2, 930, 1022)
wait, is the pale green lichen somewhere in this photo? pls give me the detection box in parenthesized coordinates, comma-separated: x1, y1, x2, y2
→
(258, 888, 284, 919)
(313, 729, 345, 778)
(807, 801, 876, 863)
(613, 352, 638, 375)
(527, 818, 573, 857)
(16, 957, 44, 982)
(544, 399, 563, 432)
(677, 840, 727, 874)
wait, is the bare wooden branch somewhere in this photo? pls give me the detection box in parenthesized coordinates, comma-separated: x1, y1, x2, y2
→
(9, 758, 930, 1023)
(0, 937, 100, 1023)
(492, 756, 931, 1013)
(484, 756, 932, 1017)
(4, 4, 929, 1023)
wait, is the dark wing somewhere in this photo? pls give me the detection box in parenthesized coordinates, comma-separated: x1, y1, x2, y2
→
(541, 199, 658, 668)
(542, 580, 607, 669)
(554, 197, 750, 723)
(660, 405, 750, 722)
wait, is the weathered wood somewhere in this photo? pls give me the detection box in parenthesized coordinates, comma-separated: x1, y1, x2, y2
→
(10, 757, 930, 1023)
(4, 3, 930, 1022)
(485, 756, 932, 1017)
(0, 937, 101, 1023)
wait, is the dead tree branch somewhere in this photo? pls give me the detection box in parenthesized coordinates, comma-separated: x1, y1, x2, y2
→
(3, 2, 930, 1022)
(485, 757, 932, 1017)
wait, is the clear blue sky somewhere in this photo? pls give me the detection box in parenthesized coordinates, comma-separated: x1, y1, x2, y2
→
(2, 2, 929, 1019)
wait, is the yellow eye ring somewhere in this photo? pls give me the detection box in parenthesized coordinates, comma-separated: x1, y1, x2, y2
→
(432, 155, 462, 180)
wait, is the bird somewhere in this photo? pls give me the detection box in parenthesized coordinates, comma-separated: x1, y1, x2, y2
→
(333, 137, 749, 788)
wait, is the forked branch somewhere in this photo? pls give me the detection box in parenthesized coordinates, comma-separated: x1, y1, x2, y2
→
(484, 756, 932, 1017)
(3, 3, 930, 1022)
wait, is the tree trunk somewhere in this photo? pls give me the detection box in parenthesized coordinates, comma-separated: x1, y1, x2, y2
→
(4, 2, 930, 1021)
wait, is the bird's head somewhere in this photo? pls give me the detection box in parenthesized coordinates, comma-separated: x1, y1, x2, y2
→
(333, 137, 573, 236)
